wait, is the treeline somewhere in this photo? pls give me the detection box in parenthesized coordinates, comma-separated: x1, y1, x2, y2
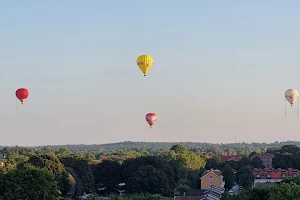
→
(1, 143, 300, 199)
(0, 144, 206, 199)
(2, 140, 300, 155)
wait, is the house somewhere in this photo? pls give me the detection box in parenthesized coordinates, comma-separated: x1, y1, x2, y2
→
(174, 170, 225, 200)
(200, 169, 225, 189)
(250, 153, 274, 169)
(174, 186, 225, 200)
(220, 150, 242, 162)
(253, 168, 300, 187)
(0, 159, 6, 167)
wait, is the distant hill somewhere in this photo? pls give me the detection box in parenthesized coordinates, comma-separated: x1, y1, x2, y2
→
(1, 140, 300, 155)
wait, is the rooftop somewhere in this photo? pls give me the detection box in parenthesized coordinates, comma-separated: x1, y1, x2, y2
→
(202, 169, 223, 178)
(251, 153, 275, 160)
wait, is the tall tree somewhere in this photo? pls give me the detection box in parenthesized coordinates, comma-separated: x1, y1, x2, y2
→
(269, 182, 300, 200)
(0, 164, 61, 199)
(236, 165, 255, 189)
(27, 153, 71, 195)
(126, 165, 173, 196)
(93, 159, 122, 194)
(251, 157, 264, 169)
(222, 164, 235, 190)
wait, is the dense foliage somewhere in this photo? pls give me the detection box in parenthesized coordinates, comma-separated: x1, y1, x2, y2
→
(3, 140, 300, 155)
(0, 142, 300, 199)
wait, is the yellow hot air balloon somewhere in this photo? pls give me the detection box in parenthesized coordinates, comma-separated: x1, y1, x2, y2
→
(136, 55, 153, 76)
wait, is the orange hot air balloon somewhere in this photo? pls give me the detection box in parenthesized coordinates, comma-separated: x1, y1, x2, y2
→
(145, 113, 157, 128)
(16, 88, 29, 104)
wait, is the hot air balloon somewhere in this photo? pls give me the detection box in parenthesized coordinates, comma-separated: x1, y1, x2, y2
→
(16, 88, 29, 104)
(136, 55, 153, 76)
(145, 113, 157, 128)
(285, 89, 299, 106)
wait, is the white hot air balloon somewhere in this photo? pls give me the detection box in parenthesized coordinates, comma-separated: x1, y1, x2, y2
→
(285, 89, 299, 106)
(284, 89, 299, 117)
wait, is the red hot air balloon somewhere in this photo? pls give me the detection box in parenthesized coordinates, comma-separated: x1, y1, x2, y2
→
(145, 113, 157, 128)
(16, 88, 29, 104)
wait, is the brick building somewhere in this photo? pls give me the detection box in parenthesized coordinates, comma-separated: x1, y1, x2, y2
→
(253, 168, 300, 187)
(250, 153, 274, 169)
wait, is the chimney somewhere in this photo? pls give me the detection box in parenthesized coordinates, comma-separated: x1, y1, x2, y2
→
(223, 150, 228, 156)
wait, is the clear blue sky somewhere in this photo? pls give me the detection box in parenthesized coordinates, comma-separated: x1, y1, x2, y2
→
(0, 1, 300, 146)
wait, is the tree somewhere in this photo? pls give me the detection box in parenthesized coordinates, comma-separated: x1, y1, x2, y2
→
(27, 153, 71, 195)
(282, 176, 300, 185)
(121, 155, 176, 190)
(170, 144, 188, 154)
(269, 182, 300, 200)
(126, 165, 173, 196)
(237, 157, 251, 169)
(222, 164, 235, 190)
(205, 158, 221, 170)
(56, 147, 71, 158)
(175, 179, 191, 195)
(61, 155, 95, 194)
(0, 164, 61, 199)
(249, 187, 271, 200)
(272, 154, 295, 169)
(266, 146, 281, 154)
(93, 159, 122, 194)
(280, 145, 299, 155)
(236, 165, 254, 189)
(251, 157, 264, 169)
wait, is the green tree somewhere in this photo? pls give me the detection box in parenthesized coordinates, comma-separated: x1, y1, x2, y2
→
(272, 154, 295, 169)
(236, 165, 254, 189)
(56, 147, 71, 158)
(61, 155, 95, 194)
(222, 164, 235, 190)
(269, 182, 300, 200)
(0, 164, 61, 199)
(282, 176, 300, 185)
(126, 165, 173, 196)
(205, 158, 221, 170)
(280, 145, 299, 155)
(175, 179, 191, 195)
(27, 153, 71, 196)
(251, 157, 264, 169)
(93, 159, 122, 194)
(170, 144, 188, 154)
(122, 155, 176, 190)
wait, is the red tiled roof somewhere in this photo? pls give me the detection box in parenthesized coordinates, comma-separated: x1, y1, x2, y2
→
(253, 168, 300, 179)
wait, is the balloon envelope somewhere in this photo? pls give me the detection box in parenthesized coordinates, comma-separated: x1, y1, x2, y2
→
(145, 113, 157, 127)
(16, 88, 29, 103)
(136, 55, 153, 76)
(285, 89, 299, 105)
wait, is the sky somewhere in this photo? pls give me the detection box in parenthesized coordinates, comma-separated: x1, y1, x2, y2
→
(0, 1, 300, 146)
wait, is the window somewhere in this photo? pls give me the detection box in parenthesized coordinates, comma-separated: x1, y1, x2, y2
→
(209, 176, 212, 179)
(281, 174, 286, 179)
(266, 174, 272, 179)
(293, 174, 297, 178)
(256, 174, 261, 179)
